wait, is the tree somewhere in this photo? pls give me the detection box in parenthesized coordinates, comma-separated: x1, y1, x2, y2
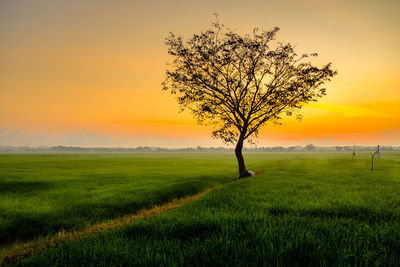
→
(305, 144, 316, 151)
(162, 19, 337, 178)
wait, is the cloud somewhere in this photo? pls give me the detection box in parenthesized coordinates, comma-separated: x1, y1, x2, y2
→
(307, 103, 397, 118)
(1, 127, 399, 148)
(334, 128, 400, 146)
(0, 129, 225, 148)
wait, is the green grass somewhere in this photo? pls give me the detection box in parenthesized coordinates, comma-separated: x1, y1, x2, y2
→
(2, 152, 400, 266)
(0, 153, 235, 247)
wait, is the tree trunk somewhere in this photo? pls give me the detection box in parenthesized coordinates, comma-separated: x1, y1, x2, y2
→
(235, 139, 247, 178)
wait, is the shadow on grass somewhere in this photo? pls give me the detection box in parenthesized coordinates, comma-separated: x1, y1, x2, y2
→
(124, 219, 222, 242)
(268, 205, 398, 224)
(103, 213, 399, 266)
(0, 181, 54, 194)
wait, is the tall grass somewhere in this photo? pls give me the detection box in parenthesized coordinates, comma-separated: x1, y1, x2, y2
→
(14, 152, 400, 266)
(0, 153, 235, 247)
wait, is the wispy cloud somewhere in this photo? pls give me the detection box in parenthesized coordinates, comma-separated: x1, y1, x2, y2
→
(0, 129, 224, 148)
(1, 127, 398, 148)
(307, 102, 397, 118)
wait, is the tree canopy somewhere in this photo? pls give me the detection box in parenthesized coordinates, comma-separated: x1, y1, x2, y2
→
(163, 19, 337, 177)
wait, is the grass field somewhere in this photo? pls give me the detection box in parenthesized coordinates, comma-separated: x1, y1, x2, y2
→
(1, 152, 400, 266)
(0, 153, 235, 248)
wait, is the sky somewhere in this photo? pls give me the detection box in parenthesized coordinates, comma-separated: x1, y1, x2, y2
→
(0, 0, 399, 147)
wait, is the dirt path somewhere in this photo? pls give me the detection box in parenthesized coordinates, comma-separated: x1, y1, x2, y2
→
(0, 187, 218, 266)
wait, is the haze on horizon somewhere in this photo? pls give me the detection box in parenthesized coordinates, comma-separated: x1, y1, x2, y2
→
(1, 0, 399, 148)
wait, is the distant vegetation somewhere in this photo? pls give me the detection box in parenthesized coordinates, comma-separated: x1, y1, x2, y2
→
(1, 145, 399, 153)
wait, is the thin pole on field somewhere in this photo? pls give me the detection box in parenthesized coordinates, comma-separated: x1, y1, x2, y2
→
(370, 145, 381, 173)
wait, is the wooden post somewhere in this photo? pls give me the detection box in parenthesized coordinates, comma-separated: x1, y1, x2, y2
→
(370, 145, 380, 173)
(371, 153, 374, 173)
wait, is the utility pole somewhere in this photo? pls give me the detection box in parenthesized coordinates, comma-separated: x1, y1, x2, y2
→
(370, 145, 381, 173)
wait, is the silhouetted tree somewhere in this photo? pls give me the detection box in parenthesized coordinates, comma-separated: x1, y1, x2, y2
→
(163, 19, 336, 178)
(305, 144, 316, 151)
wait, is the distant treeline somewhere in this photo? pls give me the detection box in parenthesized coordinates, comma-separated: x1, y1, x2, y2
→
(0, 144, 399, 152)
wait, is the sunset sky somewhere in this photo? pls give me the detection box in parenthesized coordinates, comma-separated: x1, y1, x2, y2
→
(1, 0, 399, 147)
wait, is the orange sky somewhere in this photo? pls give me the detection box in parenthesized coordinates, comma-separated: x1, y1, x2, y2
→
(0, 0, 399, 147)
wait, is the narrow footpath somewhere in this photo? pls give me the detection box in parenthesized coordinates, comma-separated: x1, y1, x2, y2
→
(0, 186, 219, 266)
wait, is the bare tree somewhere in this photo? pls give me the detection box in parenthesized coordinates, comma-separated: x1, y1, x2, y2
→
(162, 19, 337, 178)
